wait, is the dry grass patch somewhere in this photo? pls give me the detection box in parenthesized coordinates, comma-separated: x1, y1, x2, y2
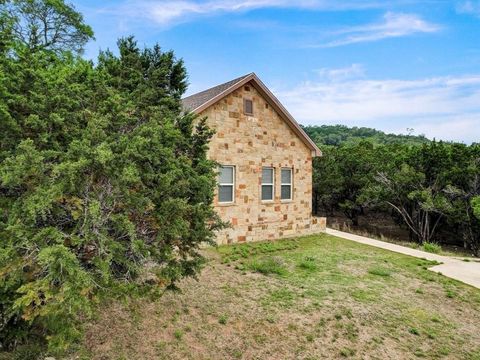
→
(75, 234, 480, 360)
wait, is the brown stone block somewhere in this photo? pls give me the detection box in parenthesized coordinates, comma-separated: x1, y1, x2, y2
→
(238, 235, 246, 242)
(232, 217, 238, 226)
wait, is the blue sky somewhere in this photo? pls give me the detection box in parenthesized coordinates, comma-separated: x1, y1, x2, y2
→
(74, 0, 480, 143)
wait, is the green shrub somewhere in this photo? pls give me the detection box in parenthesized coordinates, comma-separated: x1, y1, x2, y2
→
(422, 242, 442, 254)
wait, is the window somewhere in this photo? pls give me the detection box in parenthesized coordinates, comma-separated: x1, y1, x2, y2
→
(218, 166, 234, 203)
(261, 167, 274, 201)
(244, 99, 253, 116)
(281, 168, 293, 200)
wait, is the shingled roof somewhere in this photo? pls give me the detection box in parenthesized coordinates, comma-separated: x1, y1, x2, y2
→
(182, 73, 252, 112)
(182, 73, 321, 156)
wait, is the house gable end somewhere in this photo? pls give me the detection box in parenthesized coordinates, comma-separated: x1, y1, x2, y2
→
(182, 73, 321, 157)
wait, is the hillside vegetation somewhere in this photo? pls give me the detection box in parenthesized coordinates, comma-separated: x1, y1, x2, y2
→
(304, 125, 430, 146)
(307, 126, 480, 256)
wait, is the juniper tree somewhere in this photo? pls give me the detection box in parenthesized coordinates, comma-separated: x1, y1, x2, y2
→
(0, 3, 222, 353)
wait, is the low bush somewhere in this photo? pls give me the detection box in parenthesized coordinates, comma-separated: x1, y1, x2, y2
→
(422, 242, 442, 254)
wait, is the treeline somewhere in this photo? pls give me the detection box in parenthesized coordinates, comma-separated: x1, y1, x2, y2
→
(307, 132, 480, 255)
(304, 125, 430, 146)
(1, 0, 222, 355)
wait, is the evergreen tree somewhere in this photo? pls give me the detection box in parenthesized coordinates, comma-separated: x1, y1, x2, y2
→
(0, 2, 222, 353)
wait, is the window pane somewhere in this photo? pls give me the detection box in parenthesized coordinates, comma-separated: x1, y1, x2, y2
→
(262, 168, 273, 184)
(262, 185, 273, 200)
(281, 169, 291, 184)
(219, 166, 233, 184)
(281, 185, 291, 200)
(244, 99, 253, 114)
(219, 185, 233, 202)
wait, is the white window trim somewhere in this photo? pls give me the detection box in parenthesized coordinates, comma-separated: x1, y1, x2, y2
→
(218, 165, 235, 204)
(281, 168, 293, 201)
(261, 167, 275, 202)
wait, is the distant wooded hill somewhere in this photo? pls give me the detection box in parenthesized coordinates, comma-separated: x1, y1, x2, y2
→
(303, 125, 430, 146)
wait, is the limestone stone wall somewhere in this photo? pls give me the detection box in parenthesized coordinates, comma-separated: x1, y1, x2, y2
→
(200, 82, 326, 244)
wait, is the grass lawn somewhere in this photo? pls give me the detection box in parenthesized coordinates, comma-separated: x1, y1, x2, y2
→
(77, 233, 480, 360)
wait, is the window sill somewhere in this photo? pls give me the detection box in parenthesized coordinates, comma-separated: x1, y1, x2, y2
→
(217, 202, 236, 207)
(280, 199, 293, 203)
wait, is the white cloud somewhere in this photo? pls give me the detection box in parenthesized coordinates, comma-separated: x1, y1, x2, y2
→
(275, 66, 480, 143)
(315, 64, 365, 81)
(456, 1, 480, 16)
(104, 0, 391, 27)
(313, 12, 441, 48)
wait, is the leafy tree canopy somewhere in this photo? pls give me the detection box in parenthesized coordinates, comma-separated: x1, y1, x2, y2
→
(1, 0, 94, 54)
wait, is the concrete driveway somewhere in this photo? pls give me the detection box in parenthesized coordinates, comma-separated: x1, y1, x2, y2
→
(326, 228, 480, 289)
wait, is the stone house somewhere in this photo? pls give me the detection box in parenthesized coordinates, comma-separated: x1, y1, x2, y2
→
(182, 73, 326, 244)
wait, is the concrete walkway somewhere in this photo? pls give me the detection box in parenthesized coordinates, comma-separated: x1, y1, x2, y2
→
(326, 228, 480, 289)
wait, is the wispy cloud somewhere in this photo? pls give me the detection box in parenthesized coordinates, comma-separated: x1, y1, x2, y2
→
(275, 66, 480, 142)
(103, 0, 391, 27)
(456, 1, 480, 16)
(311, 12, 441, 48)
(315, 64, 366, 81)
